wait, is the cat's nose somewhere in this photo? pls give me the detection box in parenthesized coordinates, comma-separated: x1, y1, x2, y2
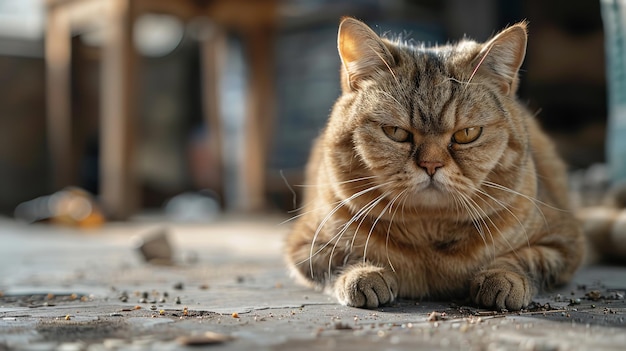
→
(418, 160, 443, 176)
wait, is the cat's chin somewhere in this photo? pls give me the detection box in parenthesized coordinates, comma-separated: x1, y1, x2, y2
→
(405, 185, 455, 209)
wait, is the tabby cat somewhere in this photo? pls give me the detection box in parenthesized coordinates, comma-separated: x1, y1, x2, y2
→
(284, 17, 585, 311)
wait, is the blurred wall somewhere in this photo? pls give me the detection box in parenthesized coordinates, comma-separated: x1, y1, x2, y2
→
(0, 38, 48, 214)
(0, 0, 609, 215)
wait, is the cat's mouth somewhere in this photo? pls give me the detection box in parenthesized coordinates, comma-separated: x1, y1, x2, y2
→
(416, 177, 445, 192)
(425, 181, 449, 197)
(404, 177, 454, 207)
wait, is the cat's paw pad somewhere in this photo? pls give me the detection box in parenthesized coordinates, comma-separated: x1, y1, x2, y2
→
(335, 266, 397, 309)
(470, 269, 532, 311)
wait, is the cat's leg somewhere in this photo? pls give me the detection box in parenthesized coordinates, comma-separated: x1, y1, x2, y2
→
(470, 224, 584, 310)
(470, 260, 533, 310)
(287, 231, 399, 308)
(285, 220, 355, 291)
(285, 232, 332, 290)
(334, 263, 398, 308)
(286, 219, 398, 308)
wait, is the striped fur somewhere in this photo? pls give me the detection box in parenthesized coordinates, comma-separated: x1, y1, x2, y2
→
(285, 18, 584, 311)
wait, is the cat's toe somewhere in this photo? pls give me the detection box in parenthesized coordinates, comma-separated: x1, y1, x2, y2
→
(470, 269, 532, 311)
(335, 265, 397, 309)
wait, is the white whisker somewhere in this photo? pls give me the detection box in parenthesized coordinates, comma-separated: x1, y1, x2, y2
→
(327, 190, 391, 277)
(296, 175, 381, 188)
(455, 191, 494, 258)
(384, 190, 407, 273)
(280, 178, 381, 224)
(473, 186, 531, 250)
(362, 191, 397, 265)
(482, 180, 567, 228)
(298, 181, 393, 277)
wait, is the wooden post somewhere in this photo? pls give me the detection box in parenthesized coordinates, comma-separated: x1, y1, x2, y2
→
(240, 27, 275, 211)
(45, 6, 74, 190)
(99, 0, 139, 219)
(199, 25, 227, 204)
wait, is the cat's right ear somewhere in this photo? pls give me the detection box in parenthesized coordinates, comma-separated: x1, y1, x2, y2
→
(473, 22, 528, 96)
(338, 17, 396, 92)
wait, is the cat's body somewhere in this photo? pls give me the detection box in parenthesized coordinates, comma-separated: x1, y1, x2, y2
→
(285, 18, 585, 311)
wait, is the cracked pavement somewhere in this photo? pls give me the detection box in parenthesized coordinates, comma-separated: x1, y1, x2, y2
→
(1, 216, 625, 350)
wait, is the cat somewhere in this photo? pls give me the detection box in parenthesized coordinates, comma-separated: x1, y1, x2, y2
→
(578, 182, 626, 264)
(284, 17, 585, 311)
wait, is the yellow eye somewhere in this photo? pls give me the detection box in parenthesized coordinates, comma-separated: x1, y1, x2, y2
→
(382, 126, 411, 142)
(452, 127, 483, 144)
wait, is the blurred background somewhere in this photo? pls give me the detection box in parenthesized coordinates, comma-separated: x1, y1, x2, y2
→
(0, 0, 619, 222)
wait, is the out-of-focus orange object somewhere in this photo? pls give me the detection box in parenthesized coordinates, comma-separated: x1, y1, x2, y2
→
(14, 187, 106, 228)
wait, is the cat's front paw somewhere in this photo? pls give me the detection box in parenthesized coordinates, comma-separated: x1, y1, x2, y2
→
(335, 265, 398, 309)
(470, 269, 533, 311)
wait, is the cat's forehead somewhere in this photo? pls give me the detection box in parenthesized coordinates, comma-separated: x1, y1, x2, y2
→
(391, 47, 459, 133)
(410, 55, 456, 133)
(369, 42, 486, 133)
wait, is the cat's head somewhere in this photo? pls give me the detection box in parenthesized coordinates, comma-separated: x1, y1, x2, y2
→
(325, 18, 531, 212)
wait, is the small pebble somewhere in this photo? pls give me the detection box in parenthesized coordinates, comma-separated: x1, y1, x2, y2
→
(103, 339, 127, 348)
(427, 311, 445, 321)
(175, 297, 181, 304)
(333, 321, 352, 330)
(56, 342, 85, 351)
(585, 290, 602, 301)
(177, 332, 233, 346)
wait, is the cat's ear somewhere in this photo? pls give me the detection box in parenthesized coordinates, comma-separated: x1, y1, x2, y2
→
(474, 22, 527, 96)
(338, 17, 395, 92)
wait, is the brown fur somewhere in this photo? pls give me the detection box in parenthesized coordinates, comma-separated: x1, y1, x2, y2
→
(285, 18, 585, 311)
(578, 183, 626, 264)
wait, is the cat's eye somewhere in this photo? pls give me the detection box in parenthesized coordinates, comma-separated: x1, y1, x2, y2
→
(382, 126, 411, 142)
(452, 127, 483, 144)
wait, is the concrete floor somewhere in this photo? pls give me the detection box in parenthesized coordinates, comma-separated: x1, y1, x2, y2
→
(0, 215, 625, 351)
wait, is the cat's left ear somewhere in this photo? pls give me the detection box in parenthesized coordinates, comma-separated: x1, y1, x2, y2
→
(337, 17, 396, 92)
(475, 22, 528, 96)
